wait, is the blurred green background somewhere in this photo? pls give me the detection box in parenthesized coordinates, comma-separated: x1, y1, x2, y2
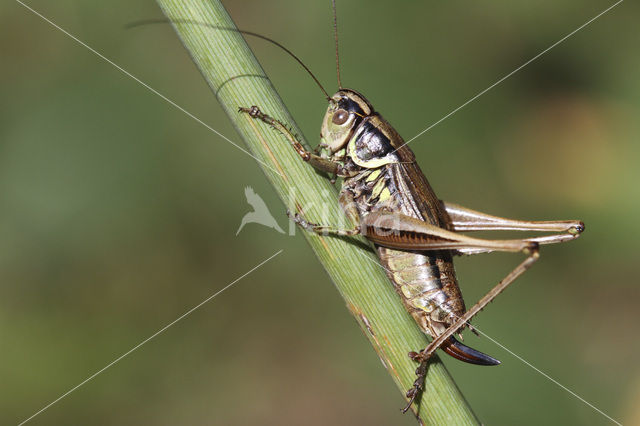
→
(2, 1, 639, 424)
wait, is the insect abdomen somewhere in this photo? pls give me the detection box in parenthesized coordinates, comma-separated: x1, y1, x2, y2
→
(377, 247, 465, 337)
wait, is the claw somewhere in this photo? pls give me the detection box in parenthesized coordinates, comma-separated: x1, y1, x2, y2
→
(407, 351, 421, 361)
(441, 336, 500, 366)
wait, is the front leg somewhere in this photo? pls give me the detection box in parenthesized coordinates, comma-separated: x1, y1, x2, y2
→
(239, 106, 356, 177)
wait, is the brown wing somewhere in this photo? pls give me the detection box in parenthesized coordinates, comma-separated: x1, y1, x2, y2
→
(387, 159, 453, 230)
(369, 112, 451, 229)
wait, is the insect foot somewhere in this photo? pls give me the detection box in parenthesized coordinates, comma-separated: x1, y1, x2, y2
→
(238, 105, 263, 118)
(402, 361, 430, 413)
(408, 350, 428, 363)
(286, 210, 317, 231)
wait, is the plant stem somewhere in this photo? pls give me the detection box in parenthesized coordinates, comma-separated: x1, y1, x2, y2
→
(154, 0, 480, 423)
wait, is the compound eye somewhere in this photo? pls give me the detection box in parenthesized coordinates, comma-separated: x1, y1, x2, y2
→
(332, 109, 349, 125)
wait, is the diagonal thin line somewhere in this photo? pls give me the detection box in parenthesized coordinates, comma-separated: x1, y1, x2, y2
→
(473, 328, 622, 426)
(15, 0, 285, 178)
(401, 0, 623, 148)
(352, 249, 621, 425)
(17, 249, 283, 426)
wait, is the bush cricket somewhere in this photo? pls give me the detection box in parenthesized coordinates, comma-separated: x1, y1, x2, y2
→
(135, 1, 585, 413)
(237, 2, 585, 412)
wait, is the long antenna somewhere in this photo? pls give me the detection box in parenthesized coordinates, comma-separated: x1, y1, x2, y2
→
(126, 18, 331, 100)
(332, 0, 342, 89)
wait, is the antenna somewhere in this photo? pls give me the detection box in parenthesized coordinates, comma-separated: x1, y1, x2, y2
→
(126, 18, 331, 100)
(332, 0, 342, 89)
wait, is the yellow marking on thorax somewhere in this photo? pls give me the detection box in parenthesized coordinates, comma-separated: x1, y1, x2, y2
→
(378, 187, 392, 203)
(366, 172, 393, 204)
(347, 138, 397, 168)
(370, 176, 387, 197)
(365, 169, 382, 182)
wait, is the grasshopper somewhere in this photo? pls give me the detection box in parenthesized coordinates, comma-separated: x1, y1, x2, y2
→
(236, 1, 585, 412)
